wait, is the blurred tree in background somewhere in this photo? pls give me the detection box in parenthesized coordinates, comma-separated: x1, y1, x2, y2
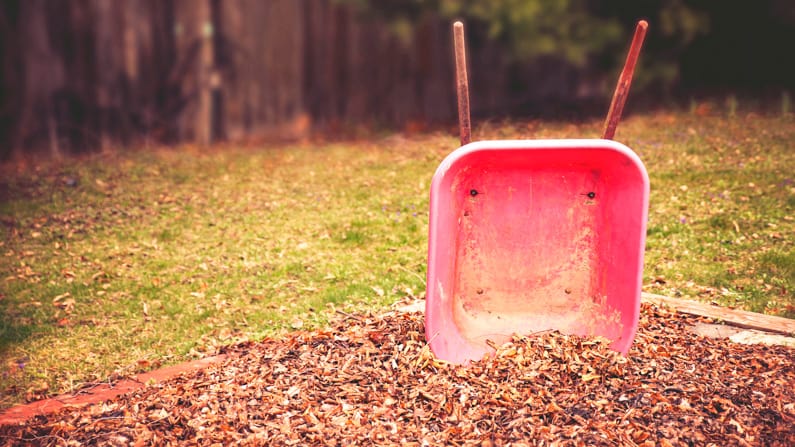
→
(344, 0, 711, 91)
(438, 0, 626, 66)
(345, 0, 795, 95)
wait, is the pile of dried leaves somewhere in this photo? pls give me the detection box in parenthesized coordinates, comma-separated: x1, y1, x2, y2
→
(2, 304, 793, 446)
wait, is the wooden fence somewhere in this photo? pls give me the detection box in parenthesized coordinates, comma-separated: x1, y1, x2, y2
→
(0, 0, 592, 157)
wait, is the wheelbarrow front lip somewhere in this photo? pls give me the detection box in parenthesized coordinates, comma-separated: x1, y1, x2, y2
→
(432, 138, 647, 178)
(425, 138, 650, 364)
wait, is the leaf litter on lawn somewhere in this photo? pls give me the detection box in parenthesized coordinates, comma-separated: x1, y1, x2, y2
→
(2, 114, 793, 410)
(1, 303, 793, 446)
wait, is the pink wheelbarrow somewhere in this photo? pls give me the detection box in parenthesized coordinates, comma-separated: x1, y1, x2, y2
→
(425, 21, 650, 364)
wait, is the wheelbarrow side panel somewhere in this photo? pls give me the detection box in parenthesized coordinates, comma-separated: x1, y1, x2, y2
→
(425, 139, 649, 364)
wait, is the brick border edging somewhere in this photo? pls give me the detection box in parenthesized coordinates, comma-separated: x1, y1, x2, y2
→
(0, 355, 227, 426)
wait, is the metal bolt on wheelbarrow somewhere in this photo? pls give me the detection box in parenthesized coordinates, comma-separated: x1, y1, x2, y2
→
(425, 21, 650, 364)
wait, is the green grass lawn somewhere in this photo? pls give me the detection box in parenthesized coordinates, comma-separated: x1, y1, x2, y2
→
(1, 112, 793, 408)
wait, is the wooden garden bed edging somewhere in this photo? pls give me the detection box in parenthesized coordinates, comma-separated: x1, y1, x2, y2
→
(641, 292, 795, 336)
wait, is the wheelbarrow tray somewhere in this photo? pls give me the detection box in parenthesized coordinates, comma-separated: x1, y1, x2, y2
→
(425, 139, 649, 364)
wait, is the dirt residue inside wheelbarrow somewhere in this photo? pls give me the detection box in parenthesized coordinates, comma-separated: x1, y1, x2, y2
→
(451, 167, 612, 349)
(2, 304, 793, 446)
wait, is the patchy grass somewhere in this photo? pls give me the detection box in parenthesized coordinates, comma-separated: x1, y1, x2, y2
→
(1, 112, 793, 408)
(620, 113, 795, 315)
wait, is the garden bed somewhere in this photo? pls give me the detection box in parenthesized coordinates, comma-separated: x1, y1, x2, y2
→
(1, 303, 793, 446)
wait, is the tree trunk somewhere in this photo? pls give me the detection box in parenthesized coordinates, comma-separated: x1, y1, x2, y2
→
(93, 0, 123, 152)
(174, 0, 214, 145)
(196, 0, 213, 146)
(17, 0, 65, 156)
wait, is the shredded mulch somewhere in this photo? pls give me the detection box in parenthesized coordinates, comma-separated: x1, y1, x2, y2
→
(1, 304, 793, 446)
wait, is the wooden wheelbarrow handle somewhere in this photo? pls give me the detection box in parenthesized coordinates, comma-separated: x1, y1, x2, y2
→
(603, 20, 648, 140)
(453, 21, 471, 146)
